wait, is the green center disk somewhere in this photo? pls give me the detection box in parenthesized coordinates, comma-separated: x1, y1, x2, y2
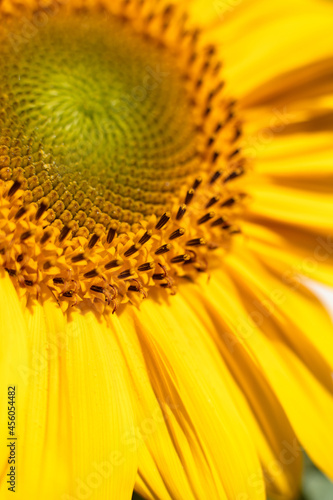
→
(0, 13, 199, 228)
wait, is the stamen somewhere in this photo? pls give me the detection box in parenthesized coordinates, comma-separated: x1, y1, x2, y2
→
(20, 231, 33, 241)
(228, 148, 241, 160)
(186, 238, 206, 247)
(210, 170, 222, 184)
(206, 196, 220, 209)
(152, 273, 166, 281)
(107, 226, 117, 244)
(212, 152, 220, 164)
(171, 254, 190, 263)
(53, 277, 65, 285)
(221, 197, 236, 208)
(105, 259, 123, 270)
(15, 207, 27, 220)
(88, 234, 99, 249)
(138, 262, 155, 272)
(192, 177, 202, 190)
(155, 244, 172, 255)
(118, 269, 134, 280)
(124, 243, 141, 258)
(211, 217, 227, 227)
(156, 213, 171, 230)
(223, 167, 244, 183)
(185, 189, 195, 205)
(40, 231, 53, 245)
(71, 253, 86, 263)
(59, 226, 71, 242)
(169, 228, 185, 240)
(8, 181, 21, 197)
(139, 230, 152, 245)
(176, 205, 187, 221)
(232, 128, 242, 142)
(5, 268, 17, 277)
(35, 201, 48, 221)
(84, 269, 99, 279)
(90, 285, 105, 294)
(197, 212, 215, 225)
(215, 122, 223, 133)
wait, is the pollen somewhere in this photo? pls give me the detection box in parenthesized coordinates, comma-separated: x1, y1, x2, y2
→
(0, 0, 248, 313)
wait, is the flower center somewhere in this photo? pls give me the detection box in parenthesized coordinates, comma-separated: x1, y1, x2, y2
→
(0, 1, 247, 313)
(0, 12, 199, 232)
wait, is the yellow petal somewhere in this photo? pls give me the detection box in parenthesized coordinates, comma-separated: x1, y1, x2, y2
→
(242, 132, 333, 186)
(186, 0, 333, 105)
(219, 246, 333, 478)
(0, 273, 29, 498)
(240, 55, 333, 117)
(64, 306, 138, 500)
(18, 289, 71, 499)
(244, 183, 333, 234)
(242, 220, 333, 288)
(112, 312, 201, 500)
(1, 286, 138, 500)
(177, 282, 302, 500)
(122, 294, 266, 500)
(220, 0, 333, 102)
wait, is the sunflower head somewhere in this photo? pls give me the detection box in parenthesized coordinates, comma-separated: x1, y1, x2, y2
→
(1, 2, 333, 500)
(0, 0, 246, 313)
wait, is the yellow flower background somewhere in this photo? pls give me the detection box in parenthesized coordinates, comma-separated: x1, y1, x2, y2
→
(0, 0, 332, 499)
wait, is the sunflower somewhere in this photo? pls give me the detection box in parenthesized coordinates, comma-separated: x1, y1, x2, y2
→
(0, 0, 333, 498)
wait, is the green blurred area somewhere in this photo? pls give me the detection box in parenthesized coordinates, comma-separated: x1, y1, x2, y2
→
(300, 455, 333, 500)
(131, 455, 333, 499)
